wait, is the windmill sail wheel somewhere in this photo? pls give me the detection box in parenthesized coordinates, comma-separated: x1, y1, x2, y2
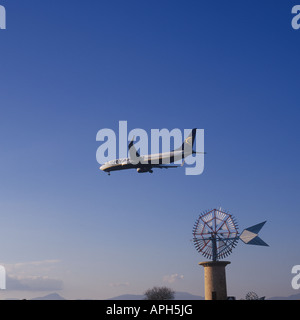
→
(192, 209, 239, 261)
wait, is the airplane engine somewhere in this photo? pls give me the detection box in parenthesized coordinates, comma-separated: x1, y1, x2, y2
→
(137, 168, 153, 173)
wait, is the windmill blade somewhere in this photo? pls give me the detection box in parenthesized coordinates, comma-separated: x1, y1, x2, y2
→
(193, 208, 239, 261)
(240, 221, 269, 246)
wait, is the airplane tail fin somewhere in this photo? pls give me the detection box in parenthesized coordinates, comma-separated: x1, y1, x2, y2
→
(174, 128, 197, 154)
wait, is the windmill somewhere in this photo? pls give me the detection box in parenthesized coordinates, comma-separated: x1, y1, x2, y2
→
(192, 208, 268, 261)
(192, 208, 268, 300)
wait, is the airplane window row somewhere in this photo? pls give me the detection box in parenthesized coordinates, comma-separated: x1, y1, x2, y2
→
(108, 158, 130, 165)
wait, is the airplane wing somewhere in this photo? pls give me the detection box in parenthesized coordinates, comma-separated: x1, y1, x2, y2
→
(150, 164, 180, 169)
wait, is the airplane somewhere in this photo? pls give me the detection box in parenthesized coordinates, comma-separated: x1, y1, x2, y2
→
(100, 128, 204, 175)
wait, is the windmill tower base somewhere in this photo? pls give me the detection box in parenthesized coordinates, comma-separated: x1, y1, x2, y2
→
(199, 261, 231, 300)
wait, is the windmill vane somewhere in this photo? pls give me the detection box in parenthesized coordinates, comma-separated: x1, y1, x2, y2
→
(192, 208, 268, 261)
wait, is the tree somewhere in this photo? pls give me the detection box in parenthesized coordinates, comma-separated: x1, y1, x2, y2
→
(144, 286, 175, 300)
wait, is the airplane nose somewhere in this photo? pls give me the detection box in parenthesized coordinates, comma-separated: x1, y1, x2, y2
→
(100, 165, 105, 171)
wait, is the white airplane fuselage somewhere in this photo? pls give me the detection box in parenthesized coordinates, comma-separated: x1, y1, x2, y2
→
(99, 128, 198, 174)
(100, 149, 191, 173)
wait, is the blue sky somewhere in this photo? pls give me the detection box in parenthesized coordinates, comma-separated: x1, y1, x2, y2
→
(0, 0, 299, 299)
